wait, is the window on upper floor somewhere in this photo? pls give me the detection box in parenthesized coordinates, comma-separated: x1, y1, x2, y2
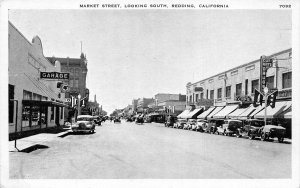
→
(282, 72, 292, 89)
(236, 83, 242, 96)
(226, 86, 231, 98)
(266, 76, 274, 89)
(217, 88, 222, 99)
(210, 90, 214, 100)
(251, 79, 259, 94)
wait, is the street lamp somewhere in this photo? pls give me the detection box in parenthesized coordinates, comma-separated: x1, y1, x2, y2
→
(78, 94, 81, 116)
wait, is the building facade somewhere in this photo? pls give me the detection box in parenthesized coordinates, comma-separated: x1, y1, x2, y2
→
(9, 22, 67, 137)
(186, 49, 292, 107)
(47, 53, 89, 120)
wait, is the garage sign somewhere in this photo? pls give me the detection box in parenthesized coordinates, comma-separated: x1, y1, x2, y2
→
(40, 72, 69, 80)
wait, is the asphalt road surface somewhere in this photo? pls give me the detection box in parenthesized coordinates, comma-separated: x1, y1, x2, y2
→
(10, 120, 291, 179)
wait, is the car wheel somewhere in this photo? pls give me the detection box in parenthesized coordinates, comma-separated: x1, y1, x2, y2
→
(278, 137, 284, 143)
(261, 133, 267, 141)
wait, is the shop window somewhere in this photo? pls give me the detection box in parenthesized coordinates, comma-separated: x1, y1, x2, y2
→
(23, 90, 32, 100)
(31, 106, 40, 126)
(251, 79, 259, 94)
(189, 95, 192, 102)
(9, 84, 15, 123)
(236, 83, 242, 97)
(51, 106, 54, 120)
(22, 106, 31, 127)
(200, 93, 203, 99)
(282, 72, 292, 89)
(226, 86, 231, 98)
(266, 76, 274, 89)
(195, 94, 199, 102)
(217, 88, 222, 99)
(210, 90, 214, 100)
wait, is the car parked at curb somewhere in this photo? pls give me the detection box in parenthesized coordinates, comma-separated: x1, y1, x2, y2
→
(186, 119, 197, 130)
(236, 119, 264, 139)
(218, 119, 243, 136)
(195, 119, 207, 132)
(208, 119, 225, 134)
(259, 125, 286, 143)
(175, 119, 187, 129)
(71, 115, 96, 133)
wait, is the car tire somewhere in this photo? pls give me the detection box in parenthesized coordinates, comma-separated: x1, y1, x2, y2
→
(261, 133, 267, 141)
(278, 137, 284, 143)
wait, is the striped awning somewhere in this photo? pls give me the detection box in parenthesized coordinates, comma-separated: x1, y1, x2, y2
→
(213, 105, 238, 119)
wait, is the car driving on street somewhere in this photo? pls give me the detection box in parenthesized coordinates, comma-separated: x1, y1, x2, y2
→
(72, 115, 96, 133)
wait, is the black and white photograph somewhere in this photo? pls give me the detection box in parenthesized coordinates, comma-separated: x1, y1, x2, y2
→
(1, 0, 299, 188)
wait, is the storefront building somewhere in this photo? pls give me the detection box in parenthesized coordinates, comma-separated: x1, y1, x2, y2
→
(186, 48, 292, 137)
(9, 22, 67, 137)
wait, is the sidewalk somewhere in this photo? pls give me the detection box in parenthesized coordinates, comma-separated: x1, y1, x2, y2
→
(9, 127, 71, 152)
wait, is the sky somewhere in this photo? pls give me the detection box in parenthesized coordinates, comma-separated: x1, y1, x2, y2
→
(8, 10, 291, 114)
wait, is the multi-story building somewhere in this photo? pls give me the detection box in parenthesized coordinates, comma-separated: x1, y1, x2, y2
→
(186, 48, 292, 137)
(137, 98, 155, 113)
(9, 22, 67, 137)
(47, 53, 89, 119)
(186, 48, 292, 106)
(154, 93, 186, 103)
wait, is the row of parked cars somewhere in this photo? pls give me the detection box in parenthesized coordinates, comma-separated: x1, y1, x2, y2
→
(165, 117, 286, 143)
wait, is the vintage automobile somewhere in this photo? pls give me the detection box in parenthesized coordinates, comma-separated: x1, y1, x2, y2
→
(174, 119, 187, 129)
(236, 119, 264, 139)
(195, 119, 207, 132)
(114, 117, 121, 123)
(165, 116, 177, 128)
(126, 117, 134, 122)
(71, 115, 96, 133)
(93, 116, 102, 126)
(207, 119, 225, 134)
(259, 125, 286, 143)
(186, 119, 197, 130)
(217, 120, 243, 136)
(135, 116, 144, 124)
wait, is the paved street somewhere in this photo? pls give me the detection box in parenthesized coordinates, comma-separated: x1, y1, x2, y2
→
(10, 120, 291, 179)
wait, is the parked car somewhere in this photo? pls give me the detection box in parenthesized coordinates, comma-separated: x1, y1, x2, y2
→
(114, 117, 121, 123)
(126, 117, 134, 122)
(175, 119, 187, 129)
(221, 120, 243, 136)
(135, 116, 144, 124)
(186, 119, 197, 130)
(195, 119, 207, 132)
(236, 119, 264, 139)
(93, 116, 102, 126)
(72, 115, 96, 133)
(208, 119, 225, 134)
(259, 125, 286, 143)
(165, 116, 177, 128)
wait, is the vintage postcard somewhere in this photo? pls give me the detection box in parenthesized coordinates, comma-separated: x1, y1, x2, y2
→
(1, 0, 299, 188)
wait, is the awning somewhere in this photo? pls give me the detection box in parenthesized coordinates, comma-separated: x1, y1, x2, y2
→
(227, 107, 249, 119)
(254, 101, 288, 119)
(284, 110, 292, 119)
(197, 106, 215, 119)
(22, 100, 68, 107)
(177, 110, 191, 119)
(207, 106, 224, 119)
(213, 105, 238, 119)
(186, 108, 204, 119)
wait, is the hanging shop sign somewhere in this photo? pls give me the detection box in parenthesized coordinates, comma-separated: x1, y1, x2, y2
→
(40, 72, 69, 80)
(278, 89, 292, 99)
(194, 87, 203, 92)
(260, 55, 273, 91)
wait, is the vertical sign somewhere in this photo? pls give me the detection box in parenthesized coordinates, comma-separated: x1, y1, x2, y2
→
(260, 55, 273, 92)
